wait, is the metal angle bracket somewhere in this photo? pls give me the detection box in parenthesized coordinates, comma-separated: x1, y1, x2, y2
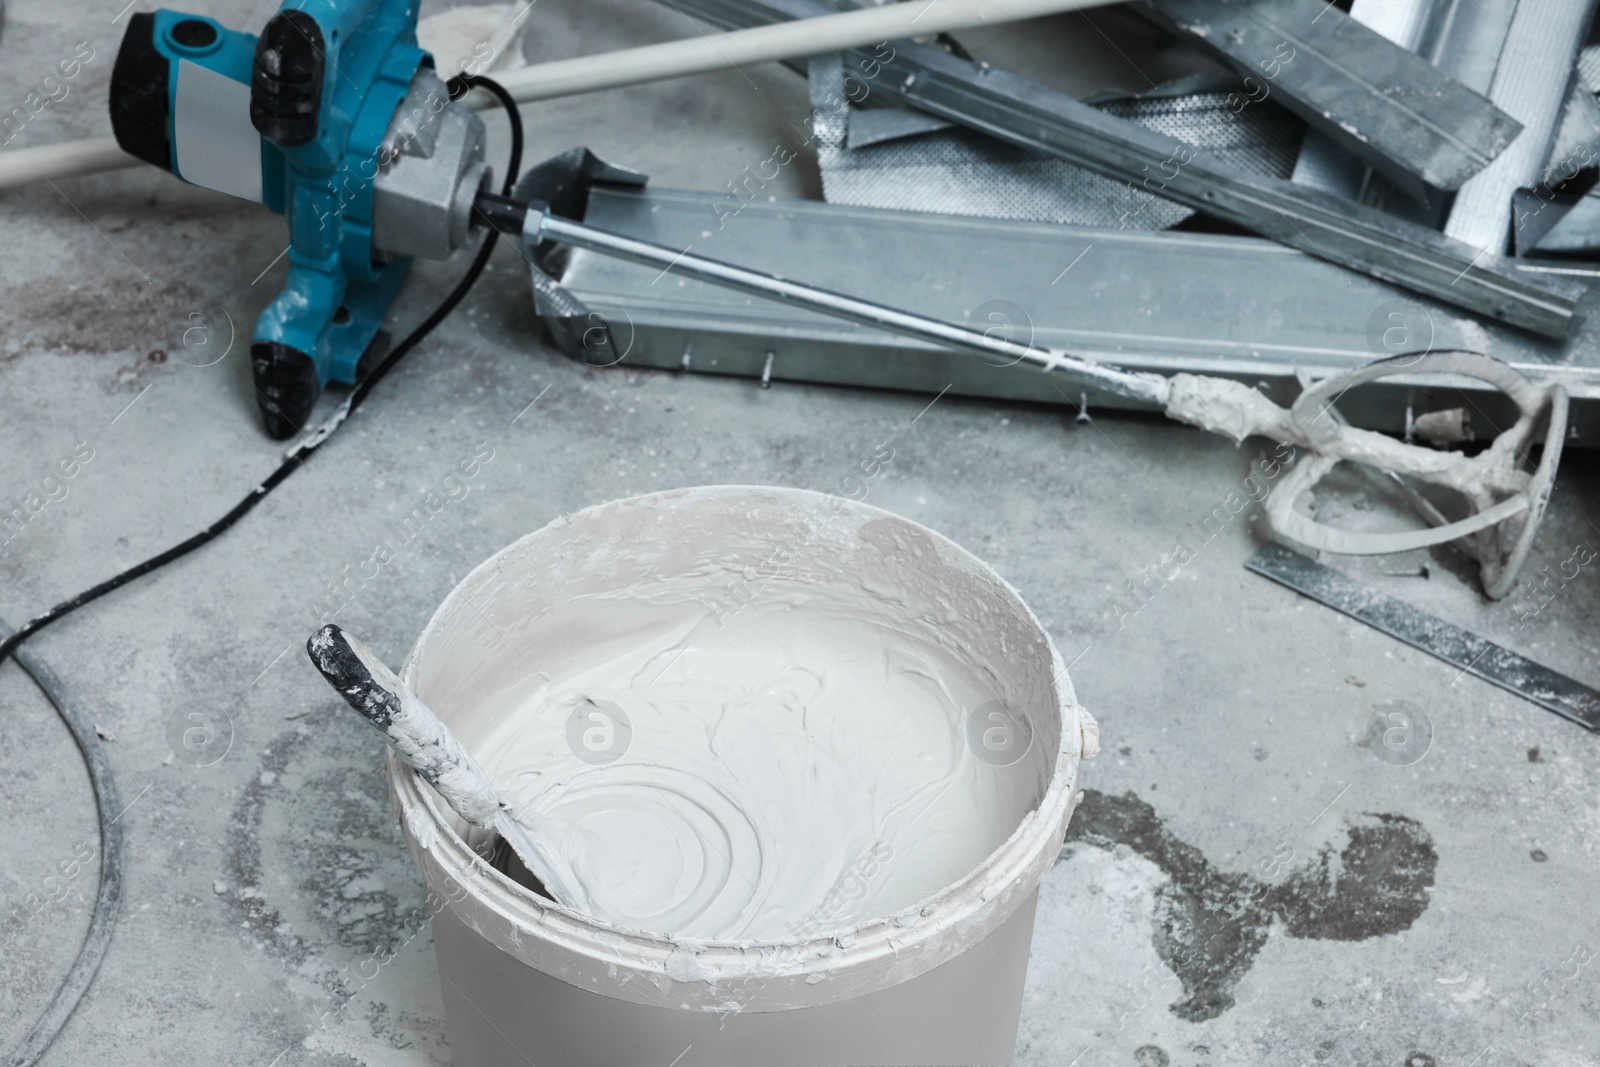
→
(1246, 541, 1600, 730)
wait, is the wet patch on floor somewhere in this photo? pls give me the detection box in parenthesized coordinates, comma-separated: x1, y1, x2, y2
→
(1062, 790, 1437, 1021)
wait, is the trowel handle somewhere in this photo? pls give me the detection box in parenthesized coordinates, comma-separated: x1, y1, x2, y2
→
(305, 624, 503, 827)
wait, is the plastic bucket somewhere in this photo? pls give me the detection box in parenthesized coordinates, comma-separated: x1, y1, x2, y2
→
(388, 486, 1096, 1066)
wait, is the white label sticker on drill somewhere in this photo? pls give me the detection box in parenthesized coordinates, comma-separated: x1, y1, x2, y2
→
(174, 60, 264, 204)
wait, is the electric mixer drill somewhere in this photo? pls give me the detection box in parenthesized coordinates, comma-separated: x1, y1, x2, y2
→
(108, 0, 495, 438)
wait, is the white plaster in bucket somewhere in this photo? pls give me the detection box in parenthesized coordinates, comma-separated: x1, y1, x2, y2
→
(387, 486, 1094, 1042)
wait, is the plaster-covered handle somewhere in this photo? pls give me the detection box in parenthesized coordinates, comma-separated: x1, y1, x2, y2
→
(305, 624, 502, 827)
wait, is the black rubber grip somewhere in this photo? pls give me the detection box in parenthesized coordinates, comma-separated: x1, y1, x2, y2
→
(250, 341, 320, 439)
(109, 12, 173, 171)
(250, 9, 325, 147)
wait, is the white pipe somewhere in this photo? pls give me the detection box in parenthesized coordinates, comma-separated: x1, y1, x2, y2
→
(0, 136, 134, 189)
(488, 0, 1123, 103)
(0, 0, 1119, 192)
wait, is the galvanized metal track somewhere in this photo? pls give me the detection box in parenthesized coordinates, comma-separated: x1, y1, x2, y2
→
(1247, 542, 1600, 730)
(552, 187, 1600, 440)
(1144, 0, 1522, 200)
(659, 0, 1583, 338)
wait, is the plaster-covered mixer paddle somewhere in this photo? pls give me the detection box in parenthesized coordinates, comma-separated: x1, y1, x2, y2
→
(474, 192, 1569, 601)
(305, 624, 592, 913)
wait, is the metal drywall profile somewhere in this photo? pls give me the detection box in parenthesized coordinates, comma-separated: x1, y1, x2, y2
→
(1418, 0, 1520, 98)
(816, 64, 1307, 233)
(1543, 83, 1600, 186)
(1512, 85, 1600, 254)
(1142, 0, 1522, 201)
(1530, 61, 1600, 256)
(1534, 194, 1600, 253)
(1342, 0, 1432, 53)
(1289, 0, 1432, 199)
(551, 187, 1600, 440)
(1246, 542, 1600, 730)
(866, 42, 1580, 338)
(1444, 0, 1600, 252)
(655, 0, 1581, 338)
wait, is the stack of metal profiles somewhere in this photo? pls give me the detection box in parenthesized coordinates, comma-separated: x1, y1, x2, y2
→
(536, 0, 1600, 442)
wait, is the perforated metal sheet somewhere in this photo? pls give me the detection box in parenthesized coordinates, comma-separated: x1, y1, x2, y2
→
(1582, 44, 1600, 95)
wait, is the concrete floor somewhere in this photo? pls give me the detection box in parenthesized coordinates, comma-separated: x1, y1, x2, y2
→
(2, 1, 1599, 1065)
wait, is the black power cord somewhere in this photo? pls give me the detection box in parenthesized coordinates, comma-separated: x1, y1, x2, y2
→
(0, 73, 520, 669)
(0, 619, 122, 1067)
(0, 72, 522, 1067)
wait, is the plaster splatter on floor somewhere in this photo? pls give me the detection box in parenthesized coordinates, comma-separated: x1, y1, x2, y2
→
(1062, 790, 1437, 1020)
(221, 725, 450, 1058)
